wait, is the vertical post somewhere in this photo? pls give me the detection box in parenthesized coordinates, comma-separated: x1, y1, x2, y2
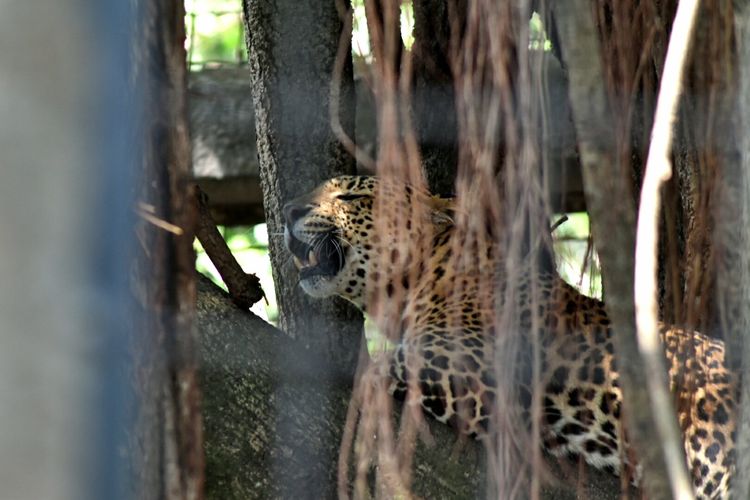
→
(0, 1, 132, 500)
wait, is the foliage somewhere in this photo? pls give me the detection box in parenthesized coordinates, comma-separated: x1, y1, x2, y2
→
(554, 212, 602, 298)
(529, 12, 553, 51)
(352, 0, 414, 61)
(185, 0, 246, 68)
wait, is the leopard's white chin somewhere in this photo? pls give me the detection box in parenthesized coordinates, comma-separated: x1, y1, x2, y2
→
(299, 274, 338, 298)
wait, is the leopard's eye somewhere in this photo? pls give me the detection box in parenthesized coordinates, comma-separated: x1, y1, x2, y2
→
(337, 193, 366, 201)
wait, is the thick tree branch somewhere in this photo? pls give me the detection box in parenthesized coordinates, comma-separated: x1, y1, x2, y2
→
(197, 275, 628, 498)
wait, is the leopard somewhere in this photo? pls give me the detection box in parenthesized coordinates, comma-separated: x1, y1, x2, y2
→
(282, 175, 738, 499)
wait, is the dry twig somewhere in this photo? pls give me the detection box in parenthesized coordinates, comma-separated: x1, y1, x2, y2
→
(193, 185, 266, 309)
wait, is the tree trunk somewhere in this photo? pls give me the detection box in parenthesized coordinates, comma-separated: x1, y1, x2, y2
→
(241, 0, 364, 496)
(242, 0, 363, 373)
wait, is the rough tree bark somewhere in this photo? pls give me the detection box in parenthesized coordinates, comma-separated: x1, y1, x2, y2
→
(240, 0, 363, 497)
(242, 0, 363, 372)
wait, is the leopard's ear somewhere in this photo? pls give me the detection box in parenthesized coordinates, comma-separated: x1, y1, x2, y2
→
(427, 195, 454, 228)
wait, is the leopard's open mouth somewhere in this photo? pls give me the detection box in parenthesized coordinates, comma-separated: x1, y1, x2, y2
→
(285, 229, 345, 279)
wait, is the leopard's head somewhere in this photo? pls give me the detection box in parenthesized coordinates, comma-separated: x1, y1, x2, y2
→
(283, 175, 452, 309)
(283, 176, 377, 305)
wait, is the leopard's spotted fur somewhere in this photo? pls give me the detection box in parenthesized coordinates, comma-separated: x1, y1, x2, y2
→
(282, 175, 738, 498)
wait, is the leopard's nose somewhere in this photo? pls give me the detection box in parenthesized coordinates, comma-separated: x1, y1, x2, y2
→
(283, 202, 312, 225)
